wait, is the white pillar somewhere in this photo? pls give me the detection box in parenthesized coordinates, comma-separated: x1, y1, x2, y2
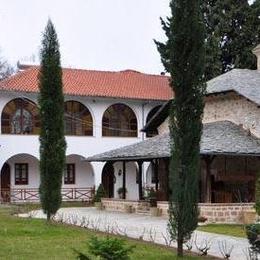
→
(91, 162, 105, 189)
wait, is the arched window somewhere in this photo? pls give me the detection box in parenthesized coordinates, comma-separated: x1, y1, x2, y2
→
(64, 101, 93, 136)
(1, 98, 40, 134)
(102, 103, 137, 137)
(146, 105, 161, 137)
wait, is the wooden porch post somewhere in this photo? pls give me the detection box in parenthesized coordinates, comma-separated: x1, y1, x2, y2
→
(154, 159, 159, 191)
(137, 161, 143, 200)
(122, 161, 126, 199)
(203, 155, 215, 203)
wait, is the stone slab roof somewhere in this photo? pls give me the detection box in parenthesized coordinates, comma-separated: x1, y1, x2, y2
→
(86, 121, 260, 161)
(207, 69, 260, 105)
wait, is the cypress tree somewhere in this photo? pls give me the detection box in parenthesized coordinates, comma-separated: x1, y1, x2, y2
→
(155, 0, 206, 257)
(38, 20, 66, 221)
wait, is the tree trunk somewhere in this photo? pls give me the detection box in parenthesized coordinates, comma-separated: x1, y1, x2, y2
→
(47, 212, 51, 222)
(177, 236, 183, 257)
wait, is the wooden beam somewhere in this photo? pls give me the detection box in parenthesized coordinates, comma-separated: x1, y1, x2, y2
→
(122, 161, 126, 199)
(154, 159, 159, 191)
(202, 155, 215, 203)
(137, 161, 143, 200)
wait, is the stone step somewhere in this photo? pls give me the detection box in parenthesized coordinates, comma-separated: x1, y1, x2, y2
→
(136, 211, 151, 216)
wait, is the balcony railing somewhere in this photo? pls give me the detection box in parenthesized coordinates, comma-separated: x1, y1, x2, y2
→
(0, 187, 95, 203)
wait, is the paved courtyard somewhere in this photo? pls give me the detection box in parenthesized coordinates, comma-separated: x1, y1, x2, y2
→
(22, 207, 250, 259)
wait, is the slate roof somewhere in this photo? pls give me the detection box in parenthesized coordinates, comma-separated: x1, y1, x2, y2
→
(207, 69, 260, 105)
(0, 67, 172, 101)
(86, 121, 260, 161)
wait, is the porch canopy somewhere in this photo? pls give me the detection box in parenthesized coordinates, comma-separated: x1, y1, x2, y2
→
(86, 121, 260, 162)
(86, 120, 260, 201)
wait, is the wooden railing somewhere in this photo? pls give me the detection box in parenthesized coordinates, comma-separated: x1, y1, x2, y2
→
(0, 187, 95, 203)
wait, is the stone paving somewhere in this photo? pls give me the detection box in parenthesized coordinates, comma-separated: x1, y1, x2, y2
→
(21, 207, 251, 260)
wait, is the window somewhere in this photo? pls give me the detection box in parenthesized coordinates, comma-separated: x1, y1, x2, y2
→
(64, 164, 75, 184)
(15, 164, 28, 185)
(102, 103, 137, 137)
(1, 98, 40, 135)
(64, 101, 93, 136)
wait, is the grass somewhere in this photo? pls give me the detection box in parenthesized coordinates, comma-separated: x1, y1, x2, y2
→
(0, 206, 203, 260)
(197, 224, 247, 238)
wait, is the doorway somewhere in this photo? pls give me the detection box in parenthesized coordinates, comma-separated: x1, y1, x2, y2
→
(1, 163, 11, 202)
(102, 162, 115, 198)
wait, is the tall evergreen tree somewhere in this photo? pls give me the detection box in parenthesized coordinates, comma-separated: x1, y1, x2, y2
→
(203, 0, 258, 80)
(38, 20, 66, 221)
(155, 0, 206, 257)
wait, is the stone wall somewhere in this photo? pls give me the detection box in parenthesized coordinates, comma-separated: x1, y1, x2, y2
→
(102, 199, 256, 223)
(157, 93, 260, 138)
(157, 201, 255, 223)
(101, 198, 150, 213)
(203, 93, 260, 138)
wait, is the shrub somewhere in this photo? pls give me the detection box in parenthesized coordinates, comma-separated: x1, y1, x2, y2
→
(94, 184, 107, 203)
(246, 224, 260, 254)
(145, 188, 157, 207)
(75, 236, 134, 260)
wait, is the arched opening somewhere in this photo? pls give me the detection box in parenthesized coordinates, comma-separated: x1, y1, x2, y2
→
(102, 103, 137, 137)
(0, 153, 39, 203)
(146, 105, 161, 137)
(1, 163, 11, 202)
(65, 154, 94, 187)
(64, 101, 93, 136)
(1, 98, 40, 134)
(102, 162, 115, 198)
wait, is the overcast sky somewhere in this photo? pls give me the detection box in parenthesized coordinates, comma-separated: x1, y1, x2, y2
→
(0, 0, 170, 74)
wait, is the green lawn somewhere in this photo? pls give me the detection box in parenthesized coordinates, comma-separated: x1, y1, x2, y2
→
(197, 224, 246, 238)
(0, 206, 202, 260)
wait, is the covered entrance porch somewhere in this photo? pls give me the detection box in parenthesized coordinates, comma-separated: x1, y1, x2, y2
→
(86, 121, 260, 223)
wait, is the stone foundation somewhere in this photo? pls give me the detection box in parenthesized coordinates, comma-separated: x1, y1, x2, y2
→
(101, 198, 150, 213)
(102, 199, 256, 223)
(158, 202, 256, 223)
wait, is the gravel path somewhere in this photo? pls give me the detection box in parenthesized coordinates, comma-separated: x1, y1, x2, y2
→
(20, 207, 251, 259)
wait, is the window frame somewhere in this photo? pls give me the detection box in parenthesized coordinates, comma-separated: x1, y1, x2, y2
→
(64, 101, 93, 136)
(15, 163, 29, 185)
(64, 164, 76, 185)
(102, 103, 138, 137)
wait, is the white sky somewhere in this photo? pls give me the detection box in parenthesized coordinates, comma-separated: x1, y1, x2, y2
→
(0, 0, 170, 74)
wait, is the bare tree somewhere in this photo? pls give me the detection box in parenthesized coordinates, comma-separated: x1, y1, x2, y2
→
(0, 50, 14, 80)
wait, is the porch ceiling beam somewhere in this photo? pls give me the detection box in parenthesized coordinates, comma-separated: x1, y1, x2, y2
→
(122, 161, 126, 200)
(137, 160, 144, 200)
(202, 155, 216, 203)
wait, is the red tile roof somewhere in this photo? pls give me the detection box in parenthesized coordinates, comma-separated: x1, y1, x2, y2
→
(0, 67, 172, 101)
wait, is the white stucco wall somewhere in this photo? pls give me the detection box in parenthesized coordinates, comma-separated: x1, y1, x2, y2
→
(0, 90, 163, 197)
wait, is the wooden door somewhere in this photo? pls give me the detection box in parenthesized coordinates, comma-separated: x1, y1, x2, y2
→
(1, 163, 10, 202)
(102, 163, 114, 198)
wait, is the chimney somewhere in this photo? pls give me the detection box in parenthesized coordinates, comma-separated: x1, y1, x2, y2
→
(253, 44, 260, 70)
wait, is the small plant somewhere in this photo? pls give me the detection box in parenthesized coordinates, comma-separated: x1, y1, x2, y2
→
(246, 224, 260, 255)
(75, 236, 134, 260)
(94, 184, 107, 203)
(117, 187, 127, 199)
(145, 188, 157, 207)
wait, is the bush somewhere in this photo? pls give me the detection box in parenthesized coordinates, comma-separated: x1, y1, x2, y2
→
(75, 236, 134, 260)
(94, 184, 107, 203)
(246, 224, 260, 254)
(88, 236, 134, 260)
(145, 188, 157, 207)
